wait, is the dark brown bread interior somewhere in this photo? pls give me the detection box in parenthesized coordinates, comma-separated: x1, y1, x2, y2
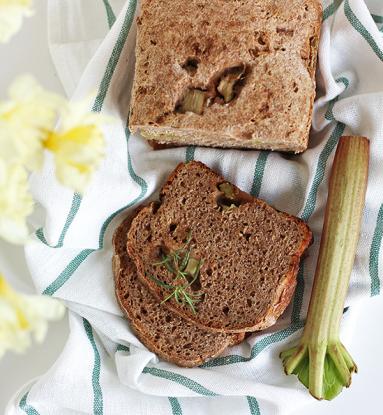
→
(113, 215, 242, 367)
(128, 161, 312, 333)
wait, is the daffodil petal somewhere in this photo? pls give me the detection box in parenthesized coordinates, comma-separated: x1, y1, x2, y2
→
(0, 1, 33, 43)
(0, 162, 33, 244)
(0, 275, 66, 357)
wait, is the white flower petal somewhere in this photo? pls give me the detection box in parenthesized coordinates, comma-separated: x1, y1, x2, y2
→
(0, 276, 66, 357)
(0, 162, 33, 244)
(0, 75, 63, 171)
(0, 1, 33, 43)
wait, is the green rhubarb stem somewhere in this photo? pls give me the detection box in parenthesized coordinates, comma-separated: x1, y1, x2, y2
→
(281, 136, 369, 400)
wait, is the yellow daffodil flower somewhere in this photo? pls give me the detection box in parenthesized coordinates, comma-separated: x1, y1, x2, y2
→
(0, 274, 65, 358)
(0, 75, 62, 171)
(0, 0, 33, 43)
(44, 98, 106, 194)
(0, 160, 33, 244)
(0, 76, 108, 243)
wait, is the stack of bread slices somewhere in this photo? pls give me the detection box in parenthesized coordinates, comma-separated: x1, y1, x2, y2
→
(113, 162, 312, 367)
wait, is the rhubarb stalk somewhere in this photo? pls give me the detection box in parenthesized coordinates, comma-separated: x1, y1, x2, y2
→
(280, 136, 369, 400)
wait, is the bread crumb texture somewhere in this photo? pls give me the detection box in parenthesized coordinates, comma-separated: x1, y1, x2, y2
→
(129, 0, 322, 152)
(127, 162, 312, 332)
(113, 216, 239, 367)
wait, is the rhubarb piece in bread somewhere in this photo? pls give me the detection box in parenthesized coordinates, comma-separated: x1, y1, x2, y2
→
(127, 161, 312, 333)
(113, 215, 243, 368)
(129, 0, 322, 153)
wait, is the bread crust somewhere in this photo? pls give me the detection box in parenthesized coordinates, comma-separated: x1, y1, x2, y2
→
(128, 161, 312, 333)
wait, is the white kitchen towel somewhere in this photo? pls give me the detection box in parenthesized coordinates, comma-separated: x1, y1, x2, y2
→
(6, 0, 383, 414)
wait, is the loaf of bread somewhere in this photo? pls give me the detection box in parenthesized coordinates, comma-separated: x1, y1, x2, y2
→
(129, 0, 322, 152)
(127, 161, 312, 333)
(113, 215, 243, 367)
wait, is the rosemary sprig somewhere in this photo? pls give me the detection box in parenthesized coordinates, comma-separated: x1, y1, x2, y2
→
(149, 233, 203, 314)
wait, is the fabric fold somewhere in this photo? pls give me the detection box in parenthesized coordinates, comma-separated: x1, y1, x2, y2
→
(7, 0, 383, 414)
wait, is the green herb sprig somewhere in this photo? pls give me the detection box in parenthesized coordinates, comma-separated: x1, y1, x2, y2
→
(149, 233, 204, 314)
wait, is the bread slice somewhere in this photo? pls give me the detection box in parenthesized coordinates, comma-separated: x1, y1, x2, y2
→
(129, 0, 322, 153)
(127, 161, 312, 333)
(113, 215, 243, 367)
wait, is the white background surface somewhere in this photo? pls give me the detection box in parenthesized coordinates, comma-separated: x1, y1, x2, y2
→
(0, 1, 382, 414)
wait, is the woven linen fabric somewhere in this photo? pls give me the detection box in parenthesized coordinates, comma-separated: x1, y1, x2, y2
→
(6, 0, 383, 414)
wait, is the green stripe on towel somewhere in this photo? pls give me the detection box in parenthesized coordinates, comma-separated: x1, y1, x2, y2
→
(37, 0, 138, 248)
(42, 129, 148, 296)
(344, 0, 383, 62)
(370, 204, 383, 296)
(201, 320, 304, 368)
(246, 396, 261, 415)
(116, 344, 130, 352)
(142, 367, 218, 396)
(324, 77, 350, 121)
(371, 14, 383, 24)
(36, 193, 82, 248)
(102, 0, 116, 28)
(185, 146, 196, 162)
(93, 0, 138, 112)
(19, 392, 40, 415)
(168, 397, 183, 415)
(291, 266, 305, 324)
(300, 122, 346, 222)
(97, 127, 148, 248)
(323, 1, 337, 22)
(250, 151, 270, 198)
(83, 319, 104, 415)
(42, 249, 94, 295)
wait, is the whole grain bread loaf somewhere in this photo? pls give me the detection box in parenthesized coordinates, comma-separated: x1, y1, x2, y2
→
(127, 161, 312, 333)
(129, 0, 322, 153)
(113, 215, 243, 367)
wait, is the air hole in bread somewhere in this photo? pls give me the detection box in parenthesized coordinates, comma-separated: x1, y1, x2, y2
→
(216, 195, 242, 211)
(222, 306, 230, 315)
(151, 202, 161, 214)
(206, 268, 212, 276)
(248, 47, 261, 59)
(241, 232, 252, 241)
(175, 64, 248, 115)
(215, 64, 247, 104)
(189, 274, 202, 292)
(256, 32, 267, 46)
(169, 223, 177, 233)
(184, 342, 192, 349)
(247, 298, 252, 307)
(215, 181, 246, 211)
(181, 57, 199, 75)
